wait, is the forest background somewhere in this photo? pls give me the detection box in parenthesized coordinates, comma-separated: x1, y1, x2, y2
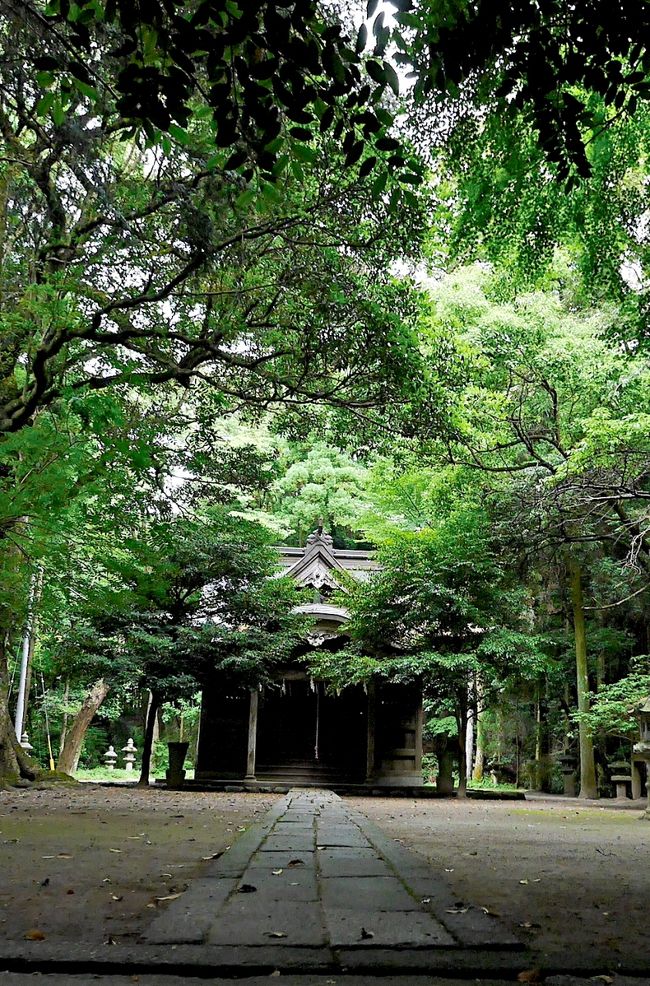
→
(1, 0, 649, 799)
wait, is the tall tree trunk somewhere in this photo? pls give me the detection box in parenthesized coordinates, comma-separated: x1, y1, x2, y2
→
(14, 568, 43, 740)
(456, 687, 468, 797)
(568, 556, 598, 799)
(59, 679, 70, 754)
(0, 633, 36, 784)
(465, 678, 475, 781)
(57, 679, 109, 775)
(472, 677, 486, 782)
(138, 691, 160, 786)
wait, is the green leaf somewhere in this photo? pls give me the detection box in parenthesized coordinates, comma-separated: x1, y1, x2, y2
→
(52, 100, 65, 126)
(169, 124, 190, 145)
(292, 142, 318, 164)
(235, 187, 256, 210)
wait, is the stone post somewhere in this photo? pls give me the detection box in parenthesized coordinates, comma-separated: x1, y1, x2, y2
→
(166, 741, 189, 790)
(245, 688, 259, 780)
(632, 696, 650, 820)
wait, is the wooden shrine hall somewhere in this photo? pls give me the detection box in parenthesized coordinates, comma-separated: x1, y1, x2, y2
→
(195, 529, 424, 789)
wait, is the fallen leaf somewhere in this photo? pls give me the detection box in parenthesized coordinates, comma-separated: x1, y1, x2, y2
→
(110, 895, 124, 902)
(444, 868, 454, 873)
(519, 879, 529, 885)
(421, 897, 431, 904)
(360, 928, 374, 940)
(238, 884, 257, 893)
(272, 868, 284, 875)
(104, 936, 118, 946)
(155, 893, 182, 903)
(24, 929, 46, 941)
(592, 977, 614, 984)
(445, 907, 469, 914)
(56, 853, 73, 859)
(265, 931, 287, 938)
(41, 855, 55, 860)
(270, 972, 281, 978)
(109, 848, 122, 854)
(287, 858, 305, 867)
(517, 970, 542, 983)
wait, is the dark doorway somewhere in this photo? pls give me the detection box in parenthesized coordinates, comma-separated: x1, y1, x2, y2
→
(256, 677, 367, 782)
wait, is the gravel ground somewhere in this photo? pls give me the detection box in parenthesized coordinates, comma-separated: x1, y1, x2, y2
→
(1, 784, 648, 976)
(344, 794, 650, 972)
(0, 785, 278, 947)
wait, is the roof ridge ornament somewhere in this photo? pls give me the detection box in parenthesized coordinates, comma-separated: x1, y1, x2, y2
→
(306, 528, 334, 547)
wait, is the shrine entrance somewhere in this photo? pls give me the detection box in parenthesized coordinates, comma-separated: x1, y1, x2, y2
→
(255, 676, 368, 783)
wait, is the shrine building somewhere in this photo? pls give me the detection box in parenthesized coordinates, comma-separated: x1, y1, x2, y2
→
(195, 529, 424, 789)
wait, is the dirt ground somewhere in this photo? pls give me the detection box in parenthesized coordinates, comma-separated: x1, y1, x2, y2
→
(345, 794, 650, 971)
(0, 784, 278, 947)
(1, 785, 648, 973)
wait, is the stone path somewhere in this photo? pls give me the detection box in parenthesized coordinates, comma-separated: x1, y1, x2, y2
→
(2, 791, 648, 983)
(141, 789, 524, 975)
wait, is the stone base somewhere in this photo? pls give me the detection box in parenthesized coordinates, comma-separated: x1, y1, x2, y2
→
(154, 778, 525, 800)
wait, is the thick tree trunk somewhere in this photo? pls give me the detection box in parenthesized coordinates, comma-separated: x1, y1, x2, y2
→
(568, 557, 598, 799)
(138, 691, 160, 786)
(57, 679, 109, 775)
(0, 633, 36, 784)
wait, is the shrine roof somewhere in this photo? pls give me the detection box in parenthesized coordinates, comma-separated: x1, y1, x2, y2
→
(275, 529, 378, 591)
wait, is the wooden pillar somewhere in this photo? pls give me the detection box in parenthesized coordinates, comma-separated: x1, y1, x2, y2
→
(245, 688, 259, 780)
(414, 690, 424, 774)
(365, 680, 376, 782)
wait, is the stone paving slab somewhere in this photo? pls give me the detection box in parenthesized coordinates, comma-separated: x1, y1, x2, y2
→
(263, 832, 315, 851)
(327, 908, 456, 948)
(207, 896, 327, 946)
(320, 875, 420, 911)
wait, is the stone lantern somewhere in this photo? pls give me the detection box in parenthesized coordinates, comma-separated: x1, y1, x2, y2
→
(104, 745, 118, 770)
(632, 697, 650, 820)
(122, 737, 137, 771)
(558, 751, 577, 797)
(19, 732, 33, 752)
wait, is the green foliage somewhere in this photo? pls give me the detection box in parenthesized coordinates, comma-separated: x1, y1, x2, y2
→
(269, 443, 369, 544)
(574, 660, 650, 739)
(24, 0, 423, 189)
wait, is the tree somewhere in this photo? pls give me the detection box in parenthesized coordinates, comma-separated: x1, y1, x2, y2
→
(311, 476, 549, 794)
(269, 442, 369, 545)
(57, 507, 304, 781)
(11, 0, 421, 184)
(400, 0, 650, 180)
(420, 265, 650, 794)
